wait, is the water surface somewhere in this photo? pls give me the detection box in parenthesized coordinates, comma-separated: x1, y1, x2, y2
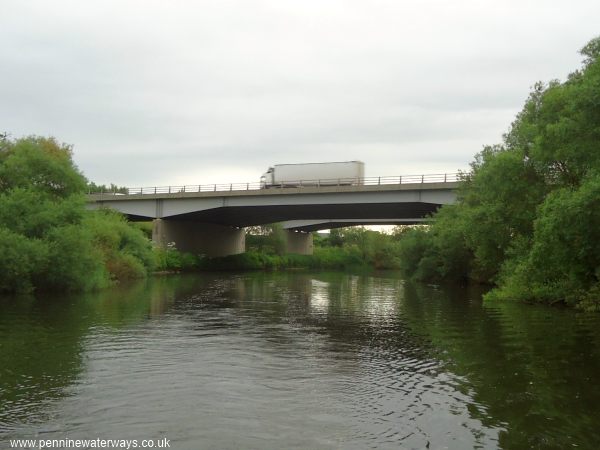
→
(1, 272, 600, 449)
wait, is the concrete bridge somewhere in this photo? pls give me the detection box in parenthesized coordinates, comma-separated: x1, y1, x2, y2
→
(87, 174, 460, 256)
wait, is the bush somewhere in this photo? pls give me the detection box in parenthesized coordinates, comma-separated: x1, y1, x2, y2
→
(131, 221, 154, 239)
(0, 136, 158, 292)
(0, 228, 48, 292)
(40, 224, 108, 290)
(84, 209, 156, 280)
(488, 174, 600, 309)
(198, 252, 279, 271)
(154, 247, 200, 271)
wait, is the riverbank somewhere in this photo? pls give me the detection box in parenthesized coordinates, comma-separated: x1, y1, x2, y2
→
(158, 247, 393, 273)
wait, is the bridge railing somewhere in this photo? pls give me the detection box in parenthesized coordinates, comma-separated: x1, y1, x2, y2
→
(89, 173, 463, 196)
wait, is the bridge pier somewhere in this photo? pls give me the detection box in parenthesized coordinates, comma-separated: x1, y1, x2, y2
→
(152, 219, 245, 257)
(285, 230, 313, 255)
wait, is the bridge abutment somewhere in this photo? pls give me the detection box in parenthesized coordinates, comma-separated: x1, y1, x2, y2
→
(284, 230, 313, 255)
(152, 219, 245, 257)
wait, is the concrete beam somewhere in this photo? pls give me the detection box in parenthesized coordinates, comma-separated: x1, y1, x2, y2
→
(152, 219, 245, 257)
(285, 231, 313, 255)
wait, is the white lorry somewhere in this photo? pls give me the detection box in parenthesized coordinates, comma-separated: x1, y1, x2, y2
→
(260, 161, 365, 188)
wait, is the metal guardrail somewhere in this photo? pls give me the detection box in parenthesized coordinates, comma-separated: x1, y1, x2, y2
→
(89, 173, 462, 196)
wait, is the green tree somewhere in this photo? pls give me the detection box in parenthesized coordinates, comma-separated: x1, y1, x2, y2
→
(489, 173, 600, 309)
(396, 35, 600, 308)
(245, 224, 287, 255)
(0, 136, 87, 196)
(0, 136, 156, 292)
(0, 228, 48, 292)
(504, 37, 600, 187)
(327, 228, 344, 247)
(83, 209, 156, 280)
(459, 147, 546, 281)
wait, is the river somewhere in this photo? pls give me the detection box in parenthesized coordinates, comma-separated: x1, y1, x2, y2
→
(1, 271, 600, 449)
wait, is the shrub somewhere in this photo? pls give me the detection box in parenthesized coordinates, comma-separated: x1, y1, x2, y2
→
(0, 136, 158, 292)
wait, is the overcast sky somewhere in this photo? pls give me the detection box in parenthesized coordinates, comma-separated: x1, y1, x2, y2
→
(1, 1, 598, 187)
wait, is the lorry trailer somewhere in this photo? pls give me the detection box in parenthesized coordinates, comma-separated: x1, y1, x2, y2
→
(260, 161, 365, 188)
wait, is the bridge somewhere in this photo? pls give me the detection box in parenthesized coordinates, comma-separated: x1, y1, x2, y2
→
(87, 174, 460, 256)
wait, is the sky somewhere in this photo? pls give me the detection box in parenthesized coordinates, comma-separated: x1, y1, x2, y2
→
(1, 0, 599, 188)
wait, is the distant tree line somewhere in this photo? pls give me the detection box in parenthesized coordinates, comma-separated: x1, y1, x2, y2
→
(87, 182, 128, 194)
(395, 36, 600, 310)
(244, 225, 406, 270)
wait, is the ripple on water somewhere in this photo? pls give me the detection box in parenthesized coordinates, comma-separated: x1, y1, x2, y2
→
(3, 273, 600, 449)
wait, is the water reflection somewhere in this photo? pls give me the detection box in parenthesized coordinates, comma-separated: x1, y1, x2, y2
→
(1, 272, 599, 449)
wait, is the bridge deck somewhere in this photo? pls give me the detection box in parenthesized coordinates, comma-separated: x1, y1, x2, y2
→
(88, 181, 460, 202)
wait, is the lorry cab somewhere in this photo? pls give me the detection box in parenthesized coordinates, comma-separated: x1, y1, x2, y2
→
(260, 167, 274, 188)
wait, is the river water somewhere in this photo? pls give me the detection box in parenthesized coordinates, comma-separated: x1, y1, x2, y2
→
(1, 271, 600, 449)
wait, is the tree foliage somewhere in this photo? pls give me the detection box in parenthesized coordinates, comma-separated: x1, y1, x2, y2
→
(246, 224, 287, 255)
(244, 225, 405, 270)
(0, 136, 87, 196)
(488, 174, 600, 309)
(396, 36, 600, 309)
(0, 136, 156, 293)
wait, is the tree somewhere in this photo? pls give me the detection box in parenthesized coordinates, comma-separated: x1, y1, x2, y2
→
(489, 173, 600, 309)
(0, 136, 156, 292)
(245, 224, 287, 255)
(460, 147, 546, 281)
(0, 136, 87, 196)
(396, 35, 600, 308)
